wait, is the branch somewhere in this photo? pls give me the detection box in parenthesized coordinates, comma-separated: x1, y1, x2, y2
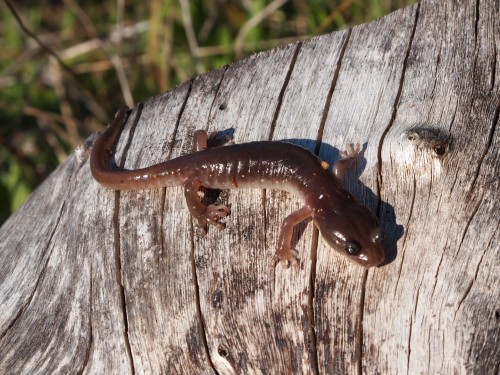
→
(3, 0, 107, 121)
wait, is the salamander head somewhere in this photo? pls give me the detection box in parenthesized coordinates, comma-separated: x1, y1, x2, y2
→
(314, 200, 385, 267)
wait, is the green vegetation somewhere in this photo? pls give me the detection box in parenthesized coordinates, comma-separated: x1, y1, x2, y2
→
(0, 0, 417, 225)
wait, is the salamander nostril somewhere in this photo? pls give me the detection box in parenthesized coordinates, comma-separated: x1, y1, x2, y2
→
(370, 227, 384, 243)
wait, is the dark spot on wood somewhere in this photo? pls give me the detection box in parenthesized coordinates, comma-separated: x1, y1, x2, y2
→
(433, 143, 447, 156)
(219, 102, 228, 110)
(194, 255, 208, 269)
(185, 323, 204, 367)
(403, 127, 451, 158)
(495, 310, 500, 320)
(217, 345, 229, 357)
(211, 289, 224, 308)
(275, 338, 288, 349)
(382, 37, 393, 53)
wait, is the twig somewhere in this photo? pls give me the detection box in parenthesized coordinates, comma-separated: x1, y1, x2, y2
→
(0, 133, 44, 182)
(23, 104, 80, 149)
(315, 0, 353, 35)
(3, 0, 107, 121)
(114, 0, 134, 106)
(4, 0, 79, 83)
(198, 2, 218, 42)
(160, 10, 176, 91)
(178, 0, 205, 74)
(63, 0, 134, 107)
(48, 58, 81, 147)
(58, 21, 149, 60)
(234, 0, 290, 59)
(0, 35, 53, 80)
(147, 0, 174, 90)
(62, 34, 309, 76)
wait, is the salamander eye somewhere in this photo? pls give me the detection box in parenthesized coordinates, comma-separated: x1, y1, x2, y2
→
(345, 242, 360, 255)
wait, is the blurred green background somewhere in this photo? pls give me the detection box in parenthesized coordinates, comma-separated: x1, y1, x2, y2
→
(0, 0, 417, 225)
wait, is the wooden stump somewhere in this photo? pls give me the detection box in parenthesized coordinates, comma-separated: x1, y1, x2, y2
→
(0, 0, 498, 373)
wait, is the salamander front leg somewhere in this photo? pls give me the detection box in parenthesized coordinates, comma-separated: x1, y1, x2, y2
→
(273, 206, 313, 269)
(184, 178, 231, 236)
(332, 143, 361, 186)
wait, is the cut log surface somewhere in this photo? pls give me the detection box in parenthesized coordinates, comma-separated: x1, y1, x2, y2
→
(1, 0, 498, 374)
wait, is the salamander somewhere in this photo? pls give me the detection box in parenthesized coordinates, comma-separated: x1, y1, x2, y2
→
(90, 107, 385, 268)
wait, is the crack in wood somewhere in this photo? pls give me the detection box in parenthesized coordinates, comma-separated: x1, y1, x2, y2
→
(268, 42, 302, 141)
(301, 28, 354, 375)
(189, 219, 219, 374)
(377, 2, 420, 212)
(406, 282, 428, 372)
(431, 250, 446, 299)
(112, 106, 139, 375)
(189, 74, 226, 374)
(79, 263, 93, 375)
(266, 44, 302, 289)
(113, 190, 135, 375)
(468, 100, 499, 194)
(428, 37, 443, 105)
(406, 314, 413, 374)
(356, 269, 368, 375)
(490, 39, 497, 91)
(205, 66, 228, 129)
(474, 0, 480, 45)
(307, 227, 320, 375)
(446, 98, 459, 136)
(265, 42, 301, 290)
(116, 106, 137, 169)
(159, 188, 166, 259)
(393, 173, 417, 297)
(426, 325, 432, 371)
(166, 80, 193, 161)
(455, 192, 484, 257)
(453, 237, 487, 322)
(314, 29, 352, 156)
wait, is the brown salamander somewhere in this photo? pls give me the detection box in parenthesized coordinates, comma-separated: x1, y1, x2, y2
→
(90, 107, 385, 268)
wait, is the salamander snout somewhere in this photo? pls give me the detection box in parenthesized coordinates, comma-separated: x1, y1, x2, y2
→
(314, 202, 386, 267)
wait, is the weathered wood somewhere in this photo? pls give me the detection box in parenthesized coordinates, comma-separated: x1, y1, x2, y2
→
(365, 1, 500, 374)
(0, 0, 498, 374)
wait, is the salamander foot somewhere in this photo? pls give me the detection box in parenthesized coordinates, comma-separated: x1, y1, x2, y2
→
(272, 248, 300, 269)
(194, 204, 231, 236)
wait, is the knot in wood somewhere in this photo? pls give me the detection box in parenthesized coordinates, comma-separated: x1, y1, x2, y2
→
(403, 127, 451, 158)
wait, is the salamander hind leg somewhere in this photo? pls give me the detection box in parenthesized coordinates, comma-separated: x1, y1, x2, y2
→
(272, 206, 313, 269)
(192, 130, 208, 152)
(184, 178, 231, 236)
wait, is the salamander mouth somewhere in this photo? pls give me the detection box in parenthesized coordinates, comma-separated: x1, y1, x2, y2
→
(367, 250, 385, 267)
(349, 249, 385, 267)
